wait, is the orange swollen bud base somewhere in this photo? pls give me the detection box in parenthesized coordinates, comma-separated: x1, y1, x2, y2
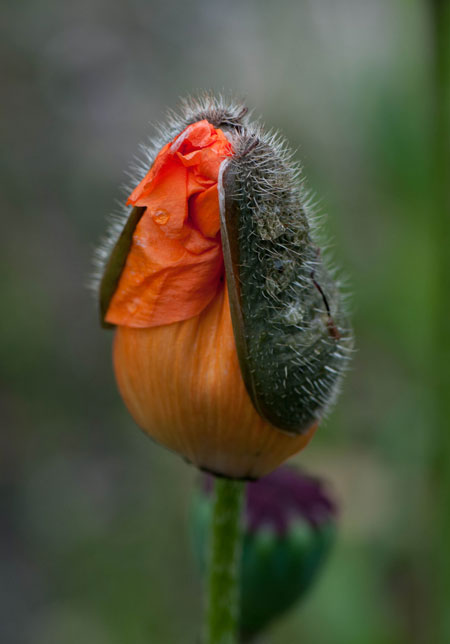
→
(113, 287, 316, 480)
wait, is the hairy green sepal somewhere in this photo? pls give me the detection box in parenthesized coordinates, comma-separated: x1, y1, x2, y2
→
(99, 206, 145, 328)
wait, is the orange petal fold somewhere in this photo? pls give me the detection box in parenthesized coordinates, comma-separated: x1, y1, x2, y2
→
(105, 120, 234, 328)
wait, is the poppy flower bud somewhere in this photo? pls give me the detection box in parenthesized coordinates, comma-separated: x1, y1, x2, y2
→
(190, 467, 337, 640)
(94, 95, 352, 479)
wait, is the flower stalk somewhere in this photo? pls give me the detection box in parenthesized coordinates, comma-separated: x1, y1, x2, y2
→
(206, 478, 245, 644)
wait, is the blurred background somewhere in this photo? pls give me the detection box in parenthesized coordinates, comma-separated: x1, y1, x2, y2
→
(1, 0, 449, 642)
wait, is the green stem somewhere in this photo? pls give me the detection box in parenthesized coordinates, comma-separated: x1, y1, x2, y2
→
(206, 478, 245, 644)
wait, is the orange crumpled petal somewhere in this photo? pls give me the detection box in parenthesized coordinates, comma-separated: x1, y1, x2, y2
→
(105, 120, 234, 328)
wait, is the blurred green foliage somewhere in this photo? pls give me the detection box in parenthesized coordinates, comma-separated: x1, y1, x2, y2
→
(1, 0, 447, 642)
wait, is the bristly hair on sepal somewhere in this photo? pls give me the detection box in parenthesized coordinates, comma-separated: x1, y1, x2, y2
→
(217, 119, 353, 434)
(92, 93, 353, 432)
